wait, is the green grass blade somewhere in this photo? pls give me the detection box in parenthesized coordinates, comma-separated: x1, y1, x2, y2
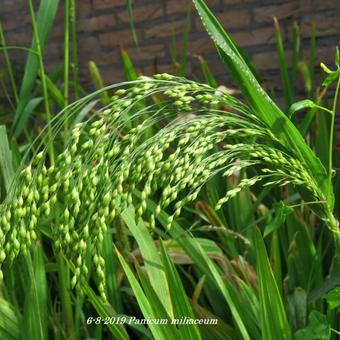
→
(135, 264, 183, 339)
(159, 241, 201, 340)
(88, 61, 110, 104)
(125, 0, 138, 45)
(191, 303, 239, 340)
(254, 228, 291, 340)
(103, 230, 122, 312)
(198, 56, 217, 87)
(72, 100, 98, 126)
(23, 246, 48, 340)
(192, 0, 332, 212)
(13, 97, 43, 137)
(0, 298, 20, 340)
(274, 17, 293, 110)
(45, 75, 65, 109)
(115, 247, 172, 340)
(121, 48, 138, 81)
(13, 0, 59, 135)
(145, 198, 250, 340)
(179, 9, 191, 77)
(0, 125, 14, 193)
(80, 281, 129, 340)
(291, 22, 300, 93)
(309, 25, 317, 99)
(121, 207, 173, 317)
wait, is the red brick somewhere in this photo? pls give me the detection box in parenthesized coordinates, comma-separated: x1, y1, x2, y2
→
(92, 0, 126, 10)
(196, 9, 251, 31)
(78, 14, 116, 32)
(116, 4, 163, 23)
(315, 46, 338, 65)
(6, 31, 32, 45)
(1, 1, 25, 14)
(145, 20, 185, 39)
(252, 50, 292, 70)
(253, 2, 299, 23)
(298, 0, 337, 12)
(99, 29, 141, 47)
(166, 0, 220, 14)
(94, 51, 120, 66)
(51, 24, 65, 39)
(233, 27, 275, 48)
(125, 44, 165, 61)
(1, 15, 30, 30)
(45, 42, 62, 56)
(143, 63, 177, 76)
(101, 67, 126, 83)
(77, 1, 92, 17)
(300, 17, 340, 39)
(166, 0, 194, 14)
(187, 37, 216, 55)
(78, 37, 99, 53)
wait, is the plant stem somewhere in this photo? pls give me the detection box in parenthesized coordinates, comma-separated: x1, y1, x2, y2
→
(328, 76, 340, 187)
(28, 0, 54, 163)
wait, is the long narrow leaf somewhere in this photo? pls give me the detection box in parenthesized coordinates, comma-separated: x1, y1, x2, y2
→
(121, 207, 173, 317)
(255, 228, 291, 340)
(192, 0, 332, 210)
(13, 0, 59, 133)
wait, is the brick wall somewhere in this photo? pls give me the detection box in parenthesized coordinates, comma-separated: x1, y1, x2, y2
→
(1, 0, 339, 93)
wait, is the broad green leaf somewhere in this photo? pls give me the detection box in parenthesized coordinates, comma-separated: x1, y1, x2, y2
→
(192, 0, 332, 211)
(294, 311, 330, 340)
(0, 298, 20, 340)
(23, 246, 48, 340)
(191, 303, 239, 340)
(80, 279, 129, 340)
(255, 228, 292, 340)
(13, 0, 59, 134)
(324, 287, 340, 310)
(135, 264, 183, 339)
(121, 207, 173, 317)
(14, 97, 43, 136)
(288, 99, 317, 118)
(45, 75, 65, 109)
(144, 196, 250, 340)
(159, 241, 201, 340)
(116, 248, 175, 340)
(322, 69, 340, 87)
(287, 288, 307, 330)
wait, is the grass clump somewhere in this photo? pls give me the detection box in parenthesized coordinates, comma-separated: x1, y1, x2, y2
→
(0, 74, 337, 302)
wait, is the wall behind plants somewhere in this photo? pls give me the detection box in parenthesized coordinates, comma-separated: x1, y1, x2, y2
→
(0, 0, 339, 91)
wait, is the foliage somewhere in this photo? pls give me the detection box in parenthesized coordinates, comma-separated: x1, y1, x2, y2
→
(0, 0, 340, 339)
